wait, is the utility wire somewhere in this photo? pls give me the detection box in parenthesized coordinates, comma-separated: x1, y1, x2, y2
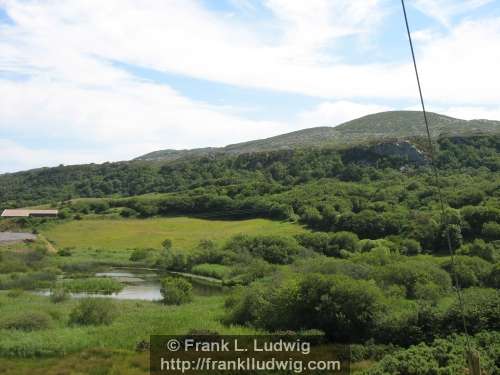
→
(400, 0, 472, 354)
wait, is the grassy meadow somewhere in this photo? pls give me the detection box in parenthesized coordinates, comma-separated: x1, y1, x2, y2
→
(42, 217, 306, 251)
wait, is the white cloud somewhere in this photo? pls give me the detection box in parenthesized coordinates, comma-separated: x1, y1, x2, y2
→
(298, 101, 392, 127)
(0, 0, 499, 172)
(442, 106, 500, 121)
(0, 77, 291, 171)
(417, 17, 500, 105)
(412, 0, 493, 27)
(263, 0, 385, 60)
(411, 28, 441, 42)
(0, 0, 398, 98)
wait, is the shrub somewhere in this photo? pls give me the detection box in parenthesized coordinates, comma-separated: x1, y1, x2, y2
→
(6, 288, 24, 298)
(189, 240, 227, 265)
(295, 274, 386, 341)
(191, 263, 231, 280)
(293, 257, 371, 280)
(57, 248, 73, 257)
(441, 256, 492, 288)
(457, 239, 497, 262)
(120, 207, 138, 218)
(1, 270, 57, 290)
(377, 260, 452, 299)
(400, 239, 422, 255)
(0, 311, 52, 331)
(487, 263, 500, 288)
(363, 332, 500, 375)
(482, 221, 500, 240)
(160, 277, 193, 305)
(224, 259, 275, 286)
(374, 303, 441, 346)
(0, 260, 28, 273)
(225, 273, 386, 342)
(50, 287, 70, 303)
(442, 287, 500, 334)
(224, 285, 267, 325)
(129, 248, 150, 262)
(60, 277, 123, 294)
(69, 298, 117, 326)
(157, 248, 190, 271)
(296, 231, 359, 257)
(224, 234, 302, 264)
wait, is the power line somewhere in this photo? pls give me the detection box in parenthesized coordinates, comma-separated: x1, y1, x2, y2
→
(400, 0, 475, 365)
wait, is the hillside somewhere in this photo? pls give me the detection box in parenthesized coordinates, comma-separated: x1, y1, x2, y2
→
(136, 111, 500, 161)
(0, 110, 499, 208)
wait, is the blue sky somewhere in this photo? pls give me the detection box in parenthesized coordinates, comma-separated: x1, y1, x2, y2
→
(1, 0, 500, 172)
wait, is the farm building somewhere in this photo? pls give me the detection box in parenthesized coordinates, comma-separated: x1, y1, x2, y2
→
(1, 209, 59, 218)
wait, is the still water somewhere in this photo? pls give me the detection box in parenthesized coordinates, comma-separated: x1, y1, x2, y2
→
(39, 268, 225, 301)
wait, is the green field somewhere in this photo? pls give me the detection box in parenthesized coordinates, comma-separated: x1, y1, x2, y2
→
(42, 217, 306, 251)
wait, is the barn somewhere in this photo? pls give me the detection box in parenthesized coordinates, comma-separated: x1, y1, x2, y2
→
(1, 209, 59, 218)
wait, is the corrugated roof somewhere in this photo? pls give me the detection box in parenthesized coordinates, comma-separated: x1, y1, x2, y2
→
(1, 209, 59, 217)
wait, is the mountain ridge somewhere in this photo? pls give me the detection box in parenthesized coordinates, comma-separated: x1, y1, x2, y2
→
(136, 110, 500, 162)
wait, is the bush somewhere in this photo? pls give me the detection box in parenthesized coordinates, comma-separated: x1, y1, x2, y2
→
(225, 273, 386, 342)
(129, 248, 150, 262)
(57, 248, 73, 257)
(296, 231, 359, 257)
(457, 239, 497, 262)
(400, 239, 422, 255)
(482, 221, 500, 240)
(6, 289, 24, 298)
(487, 263, 500, 288)
(442, 287, 500, 334)
(69, 298, 117, 326)
(0, 311, 52, 331)
(224, 234, 302, 264)
(0, 260, 28, 274)
(50, 287, 70, 303)
(363, 332, 500, 375)
(224, 259, 275, 286)
(0, 270, 57, 290)
(160, 277, 193, 305)
(377, 260, 452, 299)
(157, 248, 190, 271)
(191, 263, 231, 280)
(441, 256, 492, 288)
(120, 207, 138, 218)
(60, 277, 123, 294)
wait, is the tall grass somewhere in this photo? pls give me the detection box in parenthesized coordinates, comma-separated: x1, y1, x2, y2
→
(0, 293, 258, 358)
(58, 277, 123, 294)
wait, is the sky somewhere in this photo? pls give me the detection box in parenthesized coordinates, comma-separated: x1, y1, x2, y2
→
(1, 0, 500, 173)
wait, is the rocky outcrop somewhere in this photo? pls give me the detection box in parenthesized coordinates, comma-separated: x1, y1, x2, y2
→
(341, 140, 428, 166)
(371, 141, 427, 165)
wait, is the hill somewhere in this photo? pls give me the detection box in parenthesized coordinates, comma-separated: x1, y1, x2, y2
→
(136, 111, 500, 161)
(0, 110, 499, 208)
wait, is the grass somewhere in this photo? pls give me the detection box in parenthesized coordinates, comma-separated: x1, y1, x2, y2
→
(42, 217, 306, 251)
(0, 292, 258, 358)
(191, 263, 233, 280)
(58, 277, 124, 294)
(0, 350, 151, 375)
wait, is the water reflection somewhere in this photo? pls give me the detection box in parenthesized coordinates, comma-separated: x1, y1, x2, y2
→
(38, 268, 225, 301)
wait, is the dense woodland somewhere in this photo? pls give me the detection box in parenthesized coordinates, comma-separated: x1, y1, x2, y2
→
(0, 135, 498, 208)
(0, 134, 499, 374)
